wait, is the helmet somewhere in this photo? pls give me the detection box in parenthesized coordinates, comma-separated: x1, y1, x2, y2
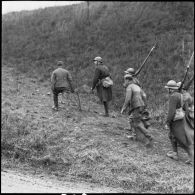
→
(124, 68, 135, 75)
(124, 74, 133, 79)
(94, 56, 103, 63)
(165, 80, 179, 89)
(57, 61, 63, 66)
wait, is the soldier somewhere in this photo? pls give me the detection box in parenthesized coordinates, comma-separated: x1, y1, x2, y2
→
(165, 80, 194, 164)
(121, 73, 153, 146)
(51, 61, 74, 111)
(91, 56, 112, 117)
(124, 68, 140, 87)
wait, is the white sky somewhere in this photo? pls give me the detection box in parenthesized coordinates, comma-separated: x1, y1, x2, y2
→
(2, 1, 83, 14)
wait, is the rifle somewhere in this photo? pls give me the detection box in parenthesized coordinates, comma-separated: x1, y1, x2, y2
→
(183, 74, 194, 91)
(134, 42, 157, 76)
(178, 51, 194, 92)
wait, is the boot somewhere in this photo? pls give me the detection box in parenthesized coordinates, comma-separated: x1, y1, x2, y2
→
(52, 106, 58, 111)
(166, 151, 179, 161)
(185, 159, 192, 165)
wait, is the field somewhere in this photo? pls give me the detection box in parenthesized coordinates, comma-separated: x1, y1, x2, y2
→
(2, 64, 194, 193)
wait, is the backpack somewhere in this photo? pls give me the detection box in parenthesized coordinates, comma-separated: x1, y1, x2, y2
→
(102, 77, 113, 88)
(173, 94, 185, 121)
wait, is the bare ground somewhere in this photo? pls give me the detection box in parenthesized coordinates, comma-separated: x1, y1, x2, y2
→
(1, 65, 194, 193)
(1, 169, 122, 193)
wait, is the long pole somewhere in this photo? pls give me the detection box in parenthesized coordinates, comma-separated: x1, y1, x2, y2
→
(134, 42, 157, 76)
(179, 51, 194, 91)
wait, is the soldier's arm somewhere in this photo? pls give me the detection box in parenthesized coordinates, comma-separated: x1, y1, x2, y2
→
(51, 72, 56, 91)
(121, 87, 132, 114)
(141, 89, 147, 105)
(92, 68, 100, 90)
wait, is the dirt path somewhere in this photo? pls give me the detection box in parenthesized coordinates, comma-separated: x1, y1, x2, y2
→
(1, 169, 123, 193)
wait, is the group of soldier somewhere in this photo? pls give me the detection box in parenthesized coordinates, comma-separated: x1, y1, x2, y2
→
(51, 56, 194, 165)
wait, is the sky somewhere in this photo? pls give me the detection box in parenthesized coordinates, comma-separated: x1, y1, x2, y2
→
(2, 1, 83, 14)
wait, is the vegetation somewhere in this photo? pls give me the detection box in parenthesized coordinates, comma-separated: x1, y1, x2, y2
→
(1, 65, 194, 193)
(2, 2, 194, 193)
(2, 2, 194, 110)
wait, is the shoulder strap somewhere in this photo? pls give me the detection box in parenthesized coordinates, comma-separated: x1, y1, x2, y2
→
(180, 93, 184, 107)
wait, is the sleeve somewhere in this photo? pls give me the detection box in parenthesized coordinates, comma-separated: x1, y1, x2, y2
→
(121, 87, 132, 112)
(166, 95, 177, 126)
(92, 68, 100, 90)
(141, 89, 147, 105)
(51, 72, 56, 90)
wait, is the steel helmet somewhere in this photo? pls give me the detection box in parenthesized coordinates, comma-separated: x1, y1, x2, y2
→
(165, 80, 179, 89)
(94, 56, 103, 63)
(124, 68, 135, 75)
(57, 61, 63, 66)
(124, 74, 133, 79)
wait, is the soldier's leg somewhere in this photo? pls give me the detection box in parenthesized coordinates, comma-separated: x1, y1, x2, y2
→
(169, 131, 178, 153)
(53, 89, 59, 109)
(127, 117, 137, 140)
(183, 145, 194, 164)
(103, 101, 109, 116)
(166, 131, 179, 160)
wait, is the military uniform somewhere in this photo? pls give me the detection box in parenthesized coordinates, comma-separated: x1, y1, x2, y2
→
(121, 79, 152, 143)
(51, 67, 74, 109)
(165, 80, 194, 164)
(92, 57, 112, 116)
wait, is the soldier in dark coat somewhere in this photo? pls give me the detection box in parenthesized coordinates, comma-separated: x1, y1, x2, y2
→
(165, 80, 194, 164)
(91, 56, 112, 117)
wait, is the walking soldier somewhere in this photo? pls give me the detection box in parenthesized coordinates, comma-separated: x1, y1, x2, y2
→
(91, 56, 113, 117)
(51, 61, 74, 111)
(121, 73, 153, 146)
(165, 80, 194, 164)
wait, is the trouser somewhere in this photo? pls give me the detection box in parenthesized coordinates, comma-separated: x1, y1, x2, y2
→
(103, 101, 109, 115)
(168, 131, 178, 153)
(53, 87, 68, 108)
(169, 131, 194, 161)
(130, 107, 152, 140)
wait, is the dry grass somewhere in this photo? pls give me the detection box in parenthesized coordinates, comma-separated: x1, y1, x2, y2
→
(1, 65, 194, 193)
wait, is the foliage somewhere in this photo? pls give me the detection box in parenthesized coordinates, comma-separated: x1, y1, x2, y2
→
(2, 2, 194, 111)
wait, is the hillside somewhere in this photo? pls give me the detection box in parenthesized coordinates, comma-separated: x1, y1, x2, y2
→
(2, 1, 194, 111)
(2, 64, 194, 193)
(1, 2, 194, 193)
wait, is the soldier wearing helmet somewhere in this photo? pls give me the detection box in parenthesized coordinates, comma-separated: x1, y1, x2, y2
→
(124, 68, 140, 87)
(51, 61, 74, 111)
(121, 72, 153, 146)
(164, 80, 193, 164)
(91, 56, 112, 117)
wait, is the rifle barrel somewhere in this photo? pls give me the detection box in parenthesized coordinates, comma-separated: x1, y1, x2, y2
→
(179, 51, 194, 91)
(134, 43, 157, 76)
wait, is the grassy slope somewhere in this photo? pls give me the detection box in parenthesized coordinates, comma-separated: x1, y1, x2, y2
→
(2, 64, 194, 193)
(2, 2, 194, 111)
